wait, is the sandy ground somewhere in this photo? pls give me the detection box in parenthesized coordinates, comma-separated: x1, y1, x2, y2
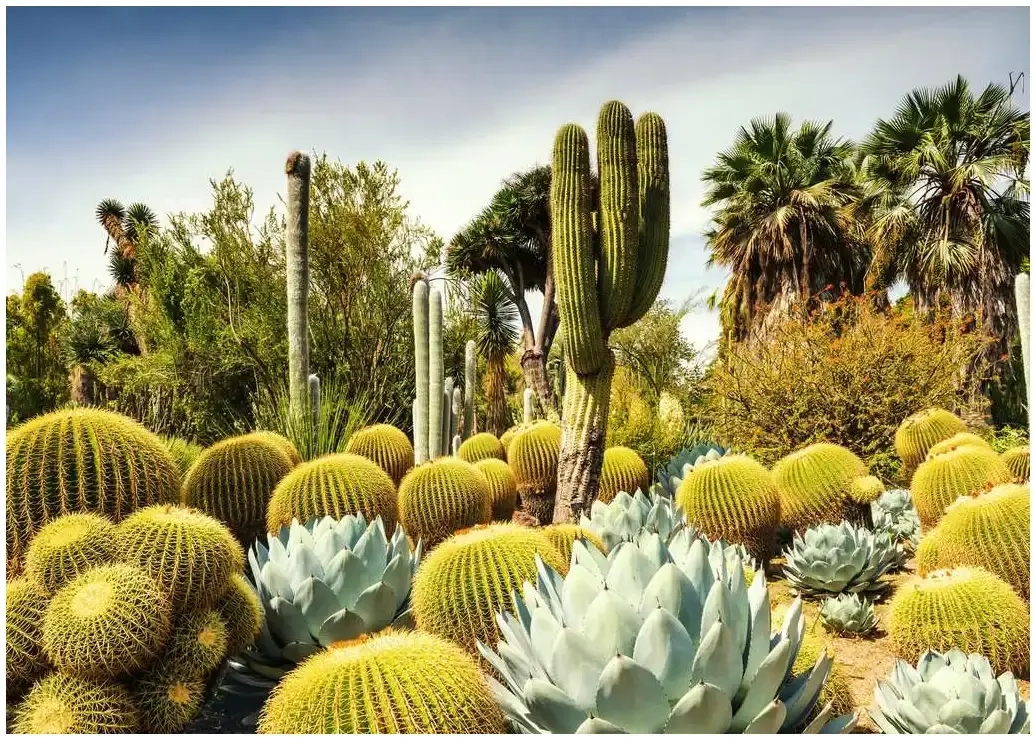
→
(766, 560, 1031, 733)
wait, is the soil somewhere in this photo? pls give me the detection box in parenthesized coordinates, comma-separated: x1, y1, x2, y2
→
(767, 559, 1032, 733)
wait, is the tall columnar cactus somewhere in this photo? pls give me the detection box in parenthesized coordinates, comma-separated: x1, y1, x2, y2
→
(412, 279, 430, 464)
(429, 288, 445, 458)
(551, 101, 669, 522)
(308, 373, 321, 428)
(285, 151, 311, 426)
(451, 383, 462, 454)
(523, 387, 535, 424)
(464, 339, 476, 438)
(1016, 272, 1029, 405)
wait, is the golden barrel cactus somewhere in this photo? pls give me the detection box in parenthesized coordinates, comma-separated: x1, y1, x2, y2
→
(182, 433, 295, 543)
(598, 446, 650, 503)
(257, 630, 505, 734)
(23, 512, 118, 594)
(507, 420, 561, 524)
(894, 408, 966, 477)
(134, 664, 206, 733)
(250, 430, 302, 466)
(458, 432, 506, 464)
(887, 568, 1030, 675)
(5, 407, 181, 572)
(398, 457, 492, 549)
(6, 576, 50, 693)
(344, 424, 415, 486)
(925, 431, 992, 459)
(266, 453, 398, 534)
(473, 458, 518, 522)
(910, 446, 1013, 530)
(11, 673, 141, 734)
(1002, 445, 1030, 483)
(411, 523, 567, 654)
(216, 572, 264, 654)
(772, 442, 867, 531)
(542, 523, 605, 563)
(676, 454, 781, 562)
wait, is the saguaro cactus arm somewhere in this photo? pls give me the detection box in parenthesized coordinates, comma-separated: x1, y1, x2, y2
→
(285, 152, 311, 425)
(428, 288, 445, 459)
(308, 374, 321, 428)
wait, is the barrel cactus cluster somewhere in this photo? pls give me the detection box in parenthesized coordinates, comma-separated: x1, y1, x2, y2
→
(7, 504, 259, 733)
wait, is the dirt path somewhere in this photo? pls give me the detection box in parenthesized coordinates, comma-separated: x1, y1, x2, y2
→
(766, 561, 1031, 733)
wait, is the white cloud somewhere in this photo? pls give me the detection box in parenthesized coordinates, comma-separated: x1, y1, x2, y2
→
(7, 6, 1028, 353)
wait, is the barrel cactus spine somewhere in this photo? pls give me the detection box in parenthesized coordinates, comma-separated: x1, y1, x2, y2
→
(598, 446, 650, 503)
(894, 408, 967, 479)
(551, 102, 670, 523)
(458, 432, 506, 464)
(508, 419, 562, 525)
(772, 442, 868, 532)
(135, 664, 207, 733)
(164, 608, 230, 680)
(473, 458, 519, 522)
(249, 431, 301, 466)
(5, 407, 182, 573)
(7, 576, 51, 693)
(216, 572, 264, 655)
(285, 151, 311, 427)
(11, 673, 142, 734)
(1002, 445, 1030, 483)
(398, 456, 493, 549)
(909, 445, 1013, 530)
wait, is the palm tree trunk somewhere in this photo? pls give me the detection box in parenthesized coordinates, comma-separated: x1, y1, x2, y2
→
(484, 356, 509, 435)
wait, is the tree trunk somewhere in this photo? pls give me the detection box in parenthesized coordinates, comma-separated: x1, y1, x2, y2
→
(69, 364, 102, 405)
(485, 357, 509, 436)
(285, 152, 312, 427)
(552, 350, 614, 523)
(519, 346, 557, 421)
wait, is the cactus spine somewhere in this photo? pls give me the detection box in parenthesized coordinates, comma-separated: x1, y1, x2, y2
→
(1016, 272, 1030, 406)
(412, 279, 430, 464)
(285, 151, 311, 427)
(429, 288, 445, 458)
(551, 102, 669, 523)
(464, 339, 476, 438)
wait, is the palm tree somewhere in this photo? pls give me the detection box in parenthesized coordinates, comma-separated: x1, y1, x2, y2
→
(470, 271, 520, 434)
(448, 166, 570, 414)
(701, 114, 868, 345)
(95, 199, 159, 353)
(860, 76, 1029, 367)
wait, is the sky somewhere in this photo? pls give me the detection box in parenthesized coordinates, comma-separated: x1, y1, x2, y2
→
(6, 6, 1030, 353)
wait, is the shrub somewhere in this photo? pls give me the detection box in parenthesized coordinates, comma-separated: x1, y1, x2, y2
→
(703, 295, 989, 478)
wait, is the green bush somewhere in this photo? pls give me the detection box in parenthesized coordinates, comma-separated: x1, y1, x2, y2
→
(704, 295, 990, 478)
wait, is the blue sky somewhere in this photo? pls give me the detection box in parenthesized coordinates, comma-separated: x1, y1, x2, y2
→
(6, 6, 1030, 351)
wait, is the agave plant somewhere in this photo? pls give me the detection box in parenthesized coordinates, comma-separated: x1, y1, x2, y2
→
(872, 489, 922, 552)
(655, 442, 729, 496)
(819, 593, 877, 636)
(477, 531, 857, 734)
(870, 649, 1030, 734)
(223, 514, 421, 695)
(578, 489, 681, 551)
(783, 521, 898, 598)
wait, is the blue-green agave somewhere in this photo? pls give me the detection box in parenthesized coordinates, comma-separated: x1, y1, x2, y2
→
(655, 443, 729, 497)
(783, 521, 897, 598)
(819, 593, 877, 637)
(872, 489, 922, 559)
(578, 489, 681, 551)
(476, 532, 857, 734)
(870, 649, 1030, 734)
(223, 514, 421, 693)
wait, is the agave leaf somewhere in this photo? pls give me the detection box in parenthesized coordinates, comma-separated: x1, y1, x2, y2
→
(260, 562, 296, 602)
(499, 640, 536, 687)
(351, 582, 398, 633)
(580, 589, 642, 659)
(937, 699, 985, 732)
(640, 563, 704, 641)
(605, 543, 653, 604)
(529, 604, 563, 678)
(267, 535, 289, 569)
(817, 713, 859, 734)
(316, 608, 368, 646)
(561, 565, 604, 629)
(266, 596, 313, 645)
(691, 619, 743, 701)
(535, 555, 567, 622)
(477, 641, 524, 696)
(730, 638, 792, 730)
(783, 651, 833, 727)
(323, 548, 368, 609)
(523, 677, 587, 734)
(498, 610, 546, 679)
(281, 641, 321, 664)
(352, 526, 388, 582)
(665, 682, 733, 734)
(381, 552, 412, 608)
(632, 608, 697, 702)
(485, 675, 540, 734)
(573, 538, 610, 577)
(744, 699, 787, 733)
(390, 607, 415, 629)
(742, 572, 772, 685)
(293, 577, 343, 634)
(313, 526, 341, 566)
(550, 628, 610, 712)
(595, 655, 670, 734)
(576, 717, 625, 733)
(286, 521, 316, 559)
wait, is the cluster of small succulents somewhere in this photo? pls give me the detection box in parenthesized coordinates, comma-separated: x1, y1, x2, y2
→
(871, 488, 922, 555)
(7, 505, 261, 734)
(819, 593, 878, 636)
(782, 520, 898, 598)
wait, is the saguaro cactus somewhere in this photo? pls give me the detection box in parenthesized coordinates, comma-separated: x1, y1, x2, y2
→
(463, 340, 476, 439)
(523, 388, 535, 425)
(1016, 272, 1030, 406)
(412, 279, 430, 464)
(551, 101, 669, 523)
(308, 374, 321, 429)
(285, 152, 311, 425)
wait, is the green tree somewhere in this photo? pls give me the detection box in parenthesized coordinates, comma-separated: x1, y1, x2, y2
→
(469, 272, 520, 435)
(447, 166, 562, 414)
(701, 114, 868, 346)
(6, 272, 69, 424)
(860, 75, 1029, 422)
